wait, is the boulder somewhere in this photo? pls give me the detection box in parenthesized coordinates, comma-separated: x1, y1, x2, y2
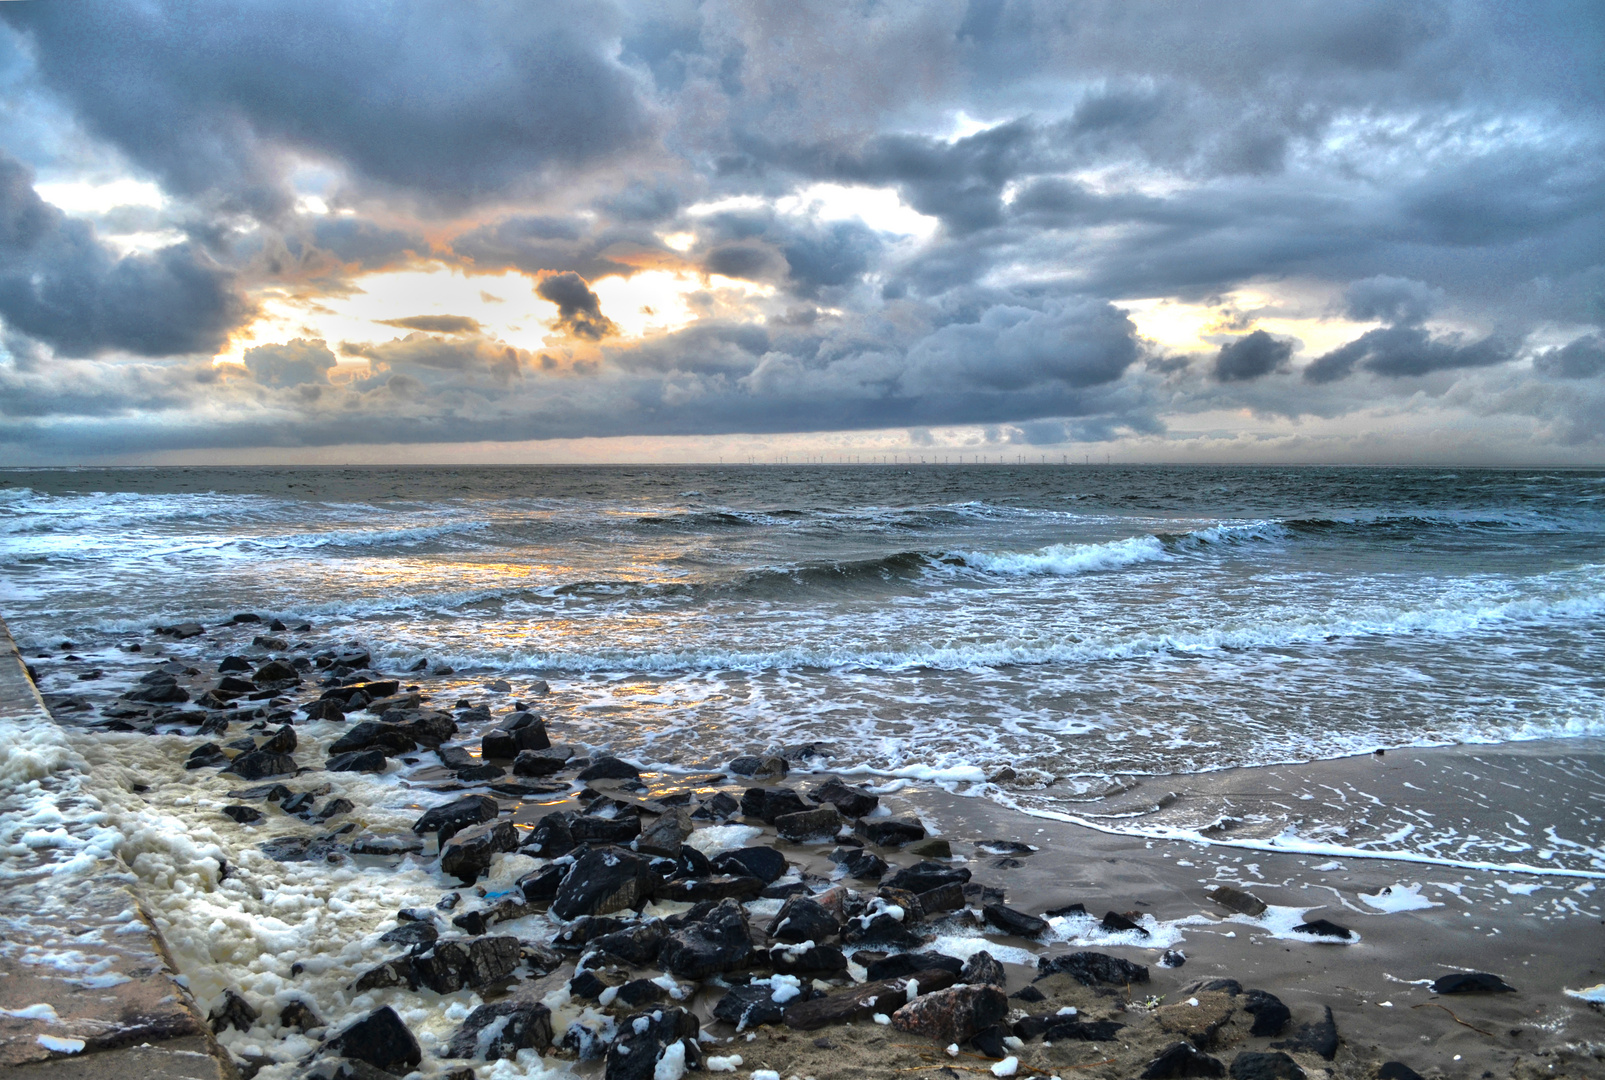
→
(320, 1006, 420, 1076)
(854, 817, 925, 847)
(1142, 1041, 1227, 1079)
(960, 950, 1006, 987)
(658, 897, 753, 979)
(444, 1000, 552, 1061)
(657, 875, 766, 903)
(412, 936, 521, 994)
(303, 699, 346, 721)
(259, 724, 298, 754)
(1205, 884, 1267, 917)
(279, 999, 322, 1033)
(865, 952, 963, 982)
(714, 983, 788, 1030)
(890, 984, 1007, 1044)
(227, 750, 298, 780)
(982, 902, 1048, 939)
(768, 941, 848, 975)
(739, 787, 810, 823)
(1101, 910, 1150, 936)
(637, 808, 694, 856)
(412, 795, 499, 843)
(604, 1007, 700, 1080)
(222, 805, 263, 824)
(1011, 1014, 1125, 1042)
(917, 882, 965, 915)
(326, 749, 387, 773)
(1243, 990, 1291, 1037)
(570, 813, 642, 844)
(219, 655, 253, 673)
(783, 970, 955, 1030)
(576, 755, 640, 781)
(775, 805, 843, 842)
(1227, 1051, 1306, 1080)
(906, 838, 952, 859)
(886, 862, 971, 894)
(1036, 951, 1150, 986)
(518, 864, 566, 906)
(829, 846, 887, 881)
(329, 721, 416, 756)
(1154, 991, 1237, 1047)
(550, 847, 656, 920)
(521, 811, 575, 857)
(208, 989, 258, 1033)
(586, 922, 664, 967)
(1271, 1006, 1337, 1061)
(513, 748, 567, 776)
(728, 754, 789, 779)
(440, 820, 521, 885)
(254, 659, 300, 685)
(1290, 918, 1351, 940)
(767, 896, 839, 944)
(710, 845, 787, 883)
(812, 778, 879, 817)
(1430, 972, 1515, 994)
(1376, 1063, 1426, 1080)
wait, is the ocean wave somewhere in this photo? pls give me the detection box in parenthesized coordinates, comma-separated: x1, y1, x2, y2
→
(951, 535, 1168, 576)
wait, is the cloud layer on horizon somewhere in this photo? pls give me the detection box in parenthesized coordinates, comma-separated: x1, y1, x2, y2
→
(0, 0, 1602, 461)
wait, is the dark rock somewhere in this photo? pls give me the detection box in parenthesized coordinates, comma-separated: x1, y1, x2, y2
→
(866, 952, 963, 982)
(891, 984, 1008, 1044)
(551, 847, 656, 920)
(365, 692, 421, 713)
(569, 813, 642, 844)
(128, 680, 190, 705)
(512, 748, 566, 776)
(739, 786, 810, 823)
(658, 897, 753, 979)
(969, 1024, 1010, 1059)
(854, 817, 925, 847)
(886, 861, 971, 894)
(279, 999, 322, 1033)
(155, 621, 204, 639)
(587, 922, 664, 967)
(281, 791, 317, 816)
(691, 791, 740, 820)
(575, 755, 640, 781)
(551, 915, 626, 951)
(1036, 951, 1150, 986)
(222, 805, 263, 824)
(303, 699, 346, 722)
(316, 798, 354, 821)
(327, 749, 387, 773)
(1016, 1015, 1125, 1043)
(569, 967, 629, 1001)
(455, 763, 505, 782)
(812, 778, 879, 817)
(321, 680, 398, 704)
(329, 721, 416, 756)
(768, 896, 840, 944)
(714, 983, 787, 1030)
(1228, 1051, 1306, 1080)
(907, 838, 952, 859)
(396, 710, 458, 748)
(258, 835, 344, 862)
(604, 1007, 700, 1080)
(209, 989, 259, 1033)
(228, 750, 298, 780)
(1431, 972, 1516, 994)
(1243, 990, 1291, 1037)
(1101, 909, 1150, 937)
(482, 721, 549, 759)
(961, 950, 1007, 987)
(232, 612, 262, 624)
(828, 846, 887, 881)
(412, 936, 521, 994)
(252, 634, 289, 651)
(1183, 978, 1243, 997)
(219, 655, 253, 673)
(259, 725, 298, 754)
(918, 882, 966, 916)
(380, 921, 439, 948)
(783, 971, 955, 1030)
(1205, 884, 1268, 917)
(1142, 1041, 1226, 1079)
(1161, 950, 1187, 968)
(710, 845, 787, 883)
(521, 812, 576, 858)
(444, 1001, 552, 1061)
(1010, 985, 1045, 1004)
(1272, 1005, 1338, 1061)
(412, 795, 499, 843)
(231, 782, 292, 802)
(983, 903, 1048, 939)
(1376, 1063, 1426, 1080)
(441, 821, 521, 885)
(254, 660, 300, 685)
(776, 804, 843, 841)
(614, 978, 665, 1008)
(769, 941, 848, 975)
(516, 865, 566, 908)
(217, 675, 258, 695)
(657, 875, 766, 903)
(1290, 918, 1352, 940)
(437, 745, 475, 769)
(728, 754, 788, 779)
(320, 1006, 421, 1076)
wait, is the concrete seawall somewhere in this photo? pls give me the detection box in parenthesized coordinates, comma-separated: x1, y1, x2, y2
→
(0, 616, 234, 1077)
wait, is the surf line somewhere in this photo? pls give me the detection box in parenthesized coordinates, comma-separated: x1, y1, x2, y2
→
(991, 791, 1605, 881)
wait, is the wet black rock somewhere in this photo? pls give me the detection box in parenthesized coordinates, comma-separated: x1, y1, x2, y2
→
(739, 786, 810, 823)
(517, 864, 566, 907)
(329, 721, 416, 756)
(769, 940, 847, 975)
(1430, 972, 1516, 994)
(219, 655, 253, 673)
(853, 817, 926, 847)
(303, 699, 346, 722)
(885, 861, 971, 895)
(254, 660, 301, 685)
(455, 763, 504, 782)
(512, 748, 566, 776)
(231, 782, 292, 802)
(970, 1024, 1009, 1058)
(412, 795, 499, 844)
(281, 791, 317, 816)
(258, 835, 345, 863)
(587, 922, 665, 967)
(1290, 918, 1352, 940)
(315, 798, 353, 821)
(412, 936, 521, 994)
(326, 749, 386, 773)
(222, 805, 263, 824)
(380, 921, 439, 948)
(320, 1006, 421, 1076)
(1101, 910, 1150, 937)
(575, 755, 640, 781)
(1228, 1051, 1306, 1080)
(260, 725, 298, 755)
(1036, 951, 1150, 986)
(279, 999, 322, 1033)
(767, 896, 840, 944)
(128, 679, 190, 705)
(155, 621, 204, 639)
(521, 812, 576, 858)
(865, 951, 963, 981)
(728, 754, 789, 779)
(984, 903, 1049, 938)
(659, 897, 753, 979)
(217, 675, 257, 696)
(1010, 985, 1045, 1004)
(209, 989, 259, 1033)
(444, 1000, 552, 1061)
(714, 983, 787, 1030)
(827, 846, 887, 881)
(637, 808, 694, 856)
(570, 814, 642, 845)
(227, 750, 298, 780)
(1271, 1005, 1338, 1061)
(812, 778, 879, 817)
(441, 820, 521, 885)
(1013, 1015, 1125, 1043)
(775, 805, 843, 841)
(961, 950, 1007, 987)
(605, 1007, 700, 1080)
(691, 791, 740, 820)
(1376, 1063, 1426, 1080)
(657, 875, 766, 903)
(1142, 1041, 1226, 1079)
(437, 745, 474, 769)
(710, 845, 787, 883)
(551, 847, 656, 920)
(481, 716, 549, 759)
(1243, 989, 1291, 1037)
(891, 984, 1008, 1045)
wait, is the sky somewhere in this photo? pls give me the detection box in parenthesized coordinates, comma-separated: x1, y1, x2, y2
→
(0, 0, 1602, 466)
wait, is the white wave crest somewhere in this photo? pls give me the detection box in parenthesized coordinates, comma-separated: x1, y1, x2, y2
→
(953, 535, 1168, 576)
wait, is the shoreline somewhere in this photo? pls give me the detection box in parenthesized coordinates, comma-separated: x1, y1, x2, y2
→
(4, 619, 1604, 1079)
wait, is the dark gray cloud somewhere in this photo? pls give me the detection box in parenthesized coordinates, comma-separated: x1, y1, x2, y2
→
(0, 152, 250, 357)
(1342, 275, 1443, 326)
(536, 272, 618, 341)
(1535, 333, 1605, 379)
(1304, 325, 1513, 382)
(376, 315, 481, 335)
(1214, 331, 1294, 382)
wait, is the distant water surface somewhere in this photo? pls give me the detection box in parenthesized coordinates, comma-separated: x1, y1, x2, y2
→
(3, 464, 1602, 840)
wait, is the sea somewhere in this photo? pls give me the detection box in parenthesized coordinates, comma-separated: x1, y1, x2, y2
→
(3, 464, 1604, 870)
